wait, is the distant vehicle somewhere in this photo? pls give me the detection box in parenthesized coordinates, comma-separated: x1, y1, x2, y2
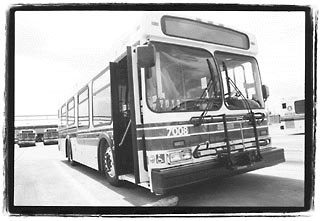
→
(280, 97, 305, 134)
(43, 128, 58, 145)
(36, 133, 44, 142)
(17, 130, 36, 147)
(58, 13, 285, 195)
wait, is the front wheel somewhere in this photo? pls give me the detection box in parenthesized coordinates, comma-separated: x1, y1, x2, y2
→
(102, 144, 119, 186)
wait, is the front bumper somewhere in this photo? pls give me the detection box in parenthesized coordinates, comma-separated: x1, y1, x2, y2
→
(44, 140, 58, 145)
(151, 147, 285, 195)
(18, 141, 36, 147)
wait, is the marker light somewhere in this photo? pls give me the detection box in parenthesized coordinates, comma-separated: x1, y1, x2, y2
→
(168, 149, 192, 164)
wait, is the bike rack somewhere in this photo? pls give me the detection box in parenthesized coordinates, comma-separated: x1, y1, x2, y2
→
(221, 113, 263, 170)
(190, 113, 263, 170)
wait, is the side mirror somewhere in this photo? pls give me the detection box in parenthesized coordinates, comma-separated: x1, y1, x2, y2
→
(137, 44, 155, 68)
(262, 85, 269, 101)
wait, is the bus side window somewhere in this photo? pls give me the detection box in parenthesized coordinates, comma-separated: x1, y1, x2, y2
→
(61, 104, 66, 128)
(92, 70, 112, 126)
(78, 87, 89, 128)
(67, 98, 75, 126)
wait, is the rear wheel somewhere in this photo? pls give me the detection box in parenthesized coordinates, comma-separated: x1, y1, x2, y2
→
(101, 143, 119, 186)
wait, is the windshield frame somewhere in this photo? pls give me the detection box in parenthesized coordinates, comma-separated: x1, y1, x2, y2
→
(144, 41, 223, 114)
(214, 50, 265, 110)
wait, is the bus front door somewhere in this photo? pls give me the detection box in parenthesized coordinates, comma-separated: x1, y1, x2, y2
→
(110, 50, 140, 183)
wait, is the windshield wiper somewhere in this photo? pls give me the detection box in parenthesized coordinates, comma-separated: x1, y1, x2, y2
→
(198, 59, 216, 100)
(191, 59, 218, 126)
(222, 62, 232, 98)
(223, 63, 264, 121)
(222, 61, 253, 113)
(227, 76, 265, 124)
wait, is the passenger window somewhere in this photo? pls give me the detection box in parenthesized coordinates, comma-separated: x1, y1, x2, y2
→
(92, 70, 111, 126)
(61, 104, 67, 128)
(78, 87, 89, 128)
(67, 98, 75, 126)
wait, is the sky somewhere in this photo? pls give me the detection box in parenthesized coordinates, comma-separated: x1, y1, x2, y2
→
(14, 10, 306, 116)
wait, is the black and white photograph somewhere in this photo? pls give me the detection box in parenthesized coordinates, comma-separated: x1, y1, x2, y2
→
(4, 3, 316, 217)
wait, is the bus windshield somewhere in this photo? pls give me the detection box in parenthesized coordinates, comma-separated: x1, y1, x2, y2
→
(21, 131, 35, 139)
(215, 51, 264, 110)
(145, 42, 222, 113)
(44, 130, 58, 138)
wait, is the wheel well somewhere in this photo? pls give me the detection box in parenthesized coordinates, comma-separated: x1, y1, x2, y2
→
(65, 139, 69, 158)
(98, 138, 108, 172)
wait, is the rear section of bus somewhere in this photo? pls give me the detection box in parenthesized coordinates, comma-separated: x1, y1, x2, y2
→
(280, 98, 305, 134)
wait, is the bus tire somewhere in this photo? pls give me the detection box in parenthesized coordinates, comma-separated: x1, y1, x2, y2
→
(67, 141, 76, 166)
(101, 143, 119, 186)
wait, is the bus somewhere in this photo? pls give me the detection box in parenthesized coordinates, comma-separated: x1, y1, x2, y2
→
(43, 128, 59, 145)
(280, 97, 305, 134)
(17, 130, 36, 147)
(58, 13, 285, 195)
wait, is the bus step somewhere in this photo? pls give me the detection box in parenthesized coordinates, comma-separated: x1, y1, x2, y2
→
(119, 173, 135, 183)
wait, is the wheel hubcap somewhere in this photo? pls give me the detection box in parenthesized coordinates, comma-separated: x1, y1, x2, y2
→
(104, 148, 115, 178)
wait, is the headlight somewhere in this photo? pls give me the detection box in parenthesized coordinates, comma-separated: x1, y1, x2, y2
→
(167, 148, 192, 164)
(259, 129, 268, 136)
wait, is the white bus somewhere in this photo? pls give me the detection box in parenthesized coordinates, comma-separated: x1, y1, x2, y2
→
(58, 13, 285, 195)
(43, 128, 59, 145)
(280, 97, 305, 134)
(17, 130, 36, 147)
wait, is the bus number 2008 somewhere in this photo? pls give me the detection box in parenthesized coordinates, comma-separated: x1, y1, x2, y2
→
(167, 126, 189, 137)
